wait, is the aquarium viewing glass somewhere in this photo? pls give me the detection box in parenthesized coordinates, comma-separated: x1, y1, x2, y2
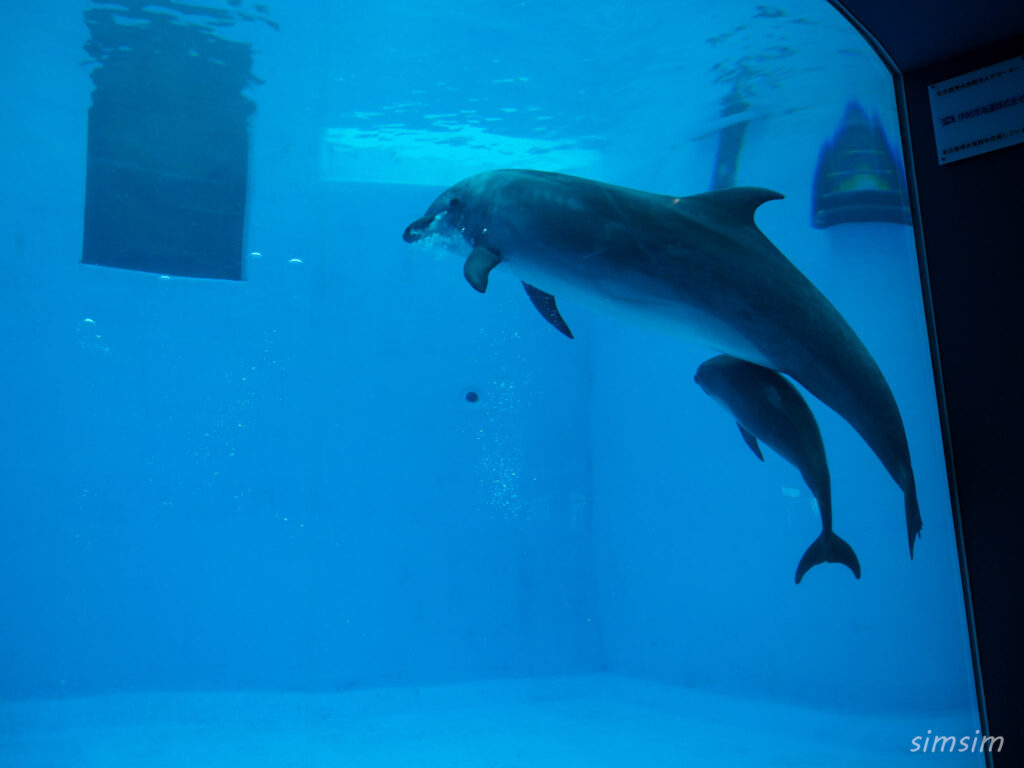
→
(0, 0, 991, 766)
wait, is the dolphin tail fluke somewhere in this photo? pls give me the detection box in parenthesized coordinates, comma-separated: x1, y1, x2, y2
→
(905, 479, 922, 559)
(795, 530, 861, 584)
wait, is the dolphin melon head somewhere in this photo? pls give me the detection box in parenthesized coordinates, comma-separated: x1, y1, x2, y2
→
(403, 187, 472, 244)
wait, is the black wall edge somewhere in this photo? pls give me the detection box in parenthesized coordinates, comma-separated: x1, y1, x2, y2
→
(904, 34, 1024, 768)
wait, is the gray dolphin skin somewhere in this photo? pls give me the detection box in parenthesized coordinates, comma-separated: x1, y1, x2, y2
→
(403, 169, 921, 556)
(695, 354, 861, 583)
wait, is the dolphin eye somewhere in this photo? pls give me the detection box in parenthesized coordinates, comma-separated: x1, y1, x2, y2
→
(449, 197, 462, 210)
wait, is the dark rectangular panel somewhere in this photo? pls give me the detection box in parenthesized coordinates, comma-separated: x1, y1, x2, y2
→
(82, 3, 261, 280)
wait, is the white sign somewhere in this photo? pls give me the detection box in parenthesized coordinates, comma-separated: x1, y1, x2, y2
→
(928, 54, 1024, 165)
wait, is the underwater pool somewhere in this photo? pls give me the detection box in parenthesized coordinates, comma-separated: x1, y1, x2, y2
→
(0, 0, 989, 765)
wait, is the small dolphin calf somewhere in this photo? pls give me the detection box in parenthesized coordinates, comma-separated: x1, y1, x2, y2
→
(403, 170, 921, 555)
(695, 354, 861, 583)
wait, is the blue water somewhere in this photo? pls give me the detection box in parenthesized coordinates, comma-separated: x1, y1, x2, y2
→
(0, 1, 989, 765)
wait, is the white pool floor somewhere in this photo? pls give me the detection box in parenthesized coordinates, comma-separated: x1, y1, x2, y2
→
(0, 675, 987, 767)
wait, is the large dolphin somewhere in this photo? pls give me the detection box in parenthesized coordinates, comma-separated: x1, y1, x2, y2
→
(403, 169, 921, 556)
(695, 354, 861, 583)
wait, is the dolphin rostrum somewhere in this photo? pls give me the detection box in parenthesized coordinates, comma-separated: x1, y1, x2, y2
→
(403, 169, 921, 556)
(695, 354, 861, 583)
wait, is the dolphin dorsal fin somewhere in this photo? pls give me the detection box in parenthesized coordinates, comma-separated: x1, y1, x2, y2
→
(687, 187, 784, 230)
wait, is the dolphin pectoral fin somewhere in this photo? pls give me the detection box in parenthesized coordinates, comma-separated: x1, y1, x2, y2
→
(522, 282, 574, 339)
(737, 423, 764, 461)
(795, 530, 861, 584)
(463, 247, 502, 293)
(906, 480, 922, 559)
